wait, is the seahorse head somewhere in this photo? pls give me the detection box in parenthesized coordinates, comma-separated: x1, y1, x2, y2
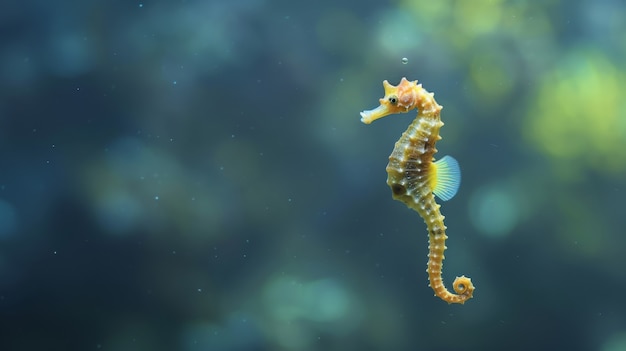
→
(360, 77, 420, 124)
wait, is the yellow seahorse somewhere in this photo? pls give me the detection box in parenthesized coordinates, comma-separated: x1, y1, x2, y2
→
(360, 77, 475, 304)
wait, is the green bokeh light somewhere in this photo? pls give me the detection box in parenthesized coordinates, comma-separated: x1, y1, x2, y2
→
(524, 49, 626, 176)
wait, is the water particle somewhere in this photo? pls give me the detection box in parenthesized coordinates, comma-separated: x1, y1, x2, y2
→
(401, 57, 409, 64)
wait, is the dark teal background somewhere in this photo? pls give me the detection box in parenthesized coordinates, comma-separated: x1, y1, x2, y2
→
(1, 0, 625, 350)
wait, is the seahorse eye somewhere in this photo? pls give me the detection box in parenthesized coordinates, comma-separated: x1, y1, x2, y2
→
(388, 96, 398, 104)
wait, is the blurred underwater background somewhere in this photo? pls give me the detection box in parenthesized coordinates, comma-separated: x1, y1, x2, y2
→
(1, 0, 626, 350)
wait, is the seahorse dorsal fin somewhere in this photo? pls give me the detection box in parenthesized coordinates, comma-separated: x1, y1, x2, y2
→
(432, 155, 461, 201)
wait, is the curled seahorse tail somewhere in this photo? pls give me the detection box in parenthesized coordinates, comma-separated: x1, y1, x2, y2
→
(427, 232, 475, 304)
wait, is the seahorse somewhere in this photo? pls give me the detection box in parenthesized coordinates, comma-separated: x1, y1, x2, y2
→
(360, 77, 474, 304)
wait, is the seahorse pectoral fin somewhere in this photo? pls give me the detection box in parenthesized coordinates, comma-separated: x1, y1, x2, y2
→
(432, 155, 461, 201)
(360, 104, 391, 124)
